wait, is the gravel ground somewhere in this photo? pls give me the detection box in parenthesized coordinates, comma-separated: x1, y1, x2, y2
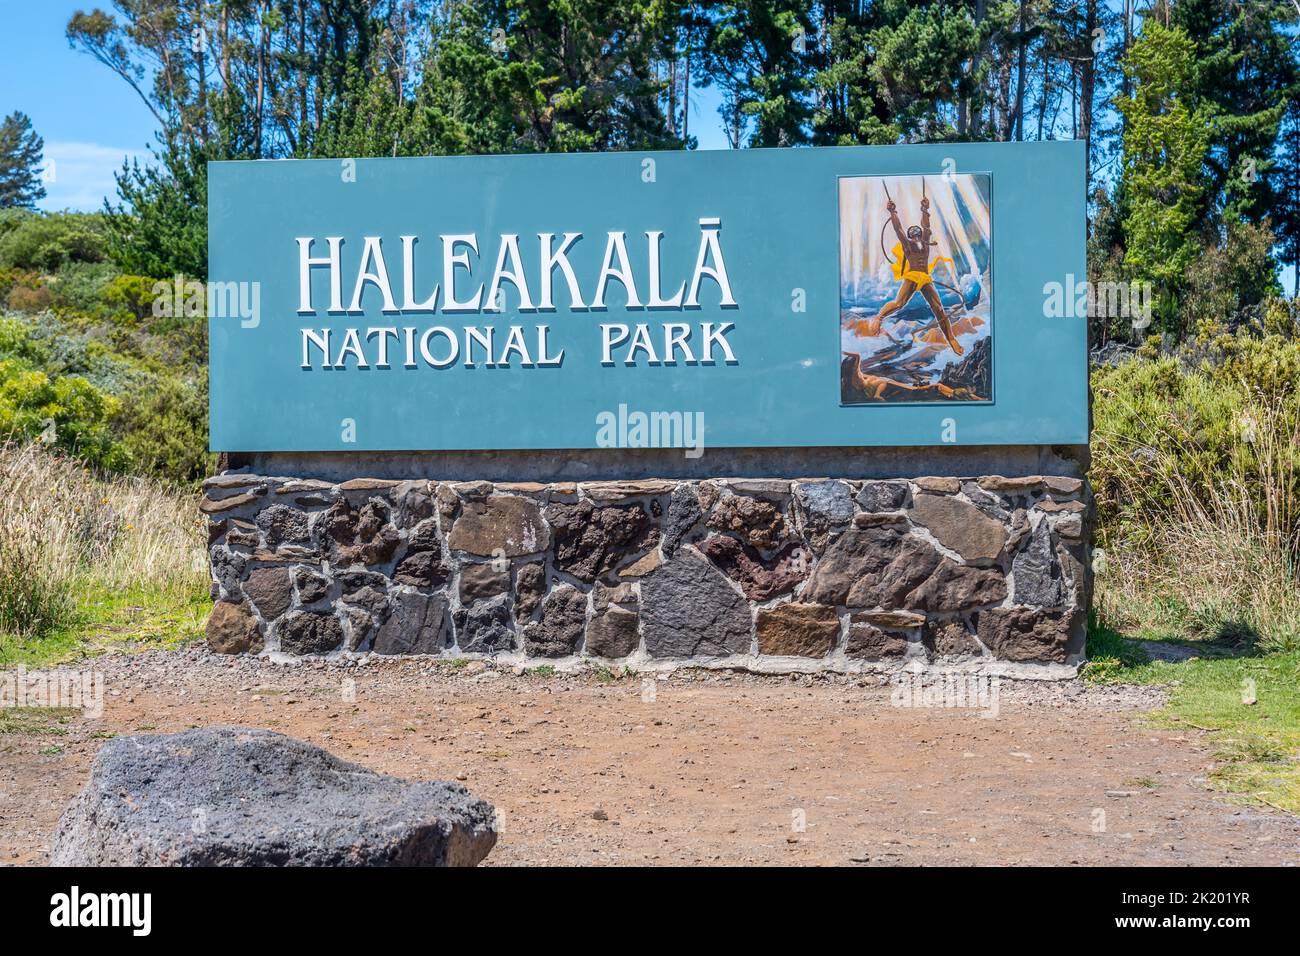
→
(2, 648, 1297, 866)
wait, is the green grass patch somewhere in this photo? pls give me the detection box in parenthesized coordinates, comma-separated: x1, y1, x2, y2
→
(0, 706, 80, 736)
(0, 581, 209, 668)
(1080, 614, 1153, 682)
(589, 664, 617, 684)
(1085, 616, 1300, 813)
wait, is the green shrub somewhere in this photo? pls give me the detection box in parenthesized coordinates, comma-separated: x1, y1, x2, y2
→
(102, 273, 162, 322)
(49, 261, 120, 313)
(114, 374, 213, 484)
(0, 360, 129, 471)
(0, 315, 50, 364)
(1093, 330, 1299, 538)
(0, 211, 107, 272)
(1092, 327, 1300, 650)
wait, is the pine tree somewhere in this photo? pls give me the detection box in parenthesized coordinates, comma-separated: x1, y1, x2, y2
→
(1170, 0, 1297, 230)
(0, 112, 47, 208)
(104, 137, 209, 278)
(1278, 98, 1300, 285)
(697, 0, 814, 148)
(1114, 19, 1214, 334)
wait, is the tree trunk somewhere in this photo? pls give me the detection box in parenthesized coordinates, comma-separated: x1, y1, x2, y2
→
(194, 0, 207, 144)
(962, 0, 990, 139)
(1080, 0, 1098, 196)
(298, 1, 308, 143)
(1012, 0, 1027, 141)
(1037, 54, 1048, 140)
(255, 0, 267, 156)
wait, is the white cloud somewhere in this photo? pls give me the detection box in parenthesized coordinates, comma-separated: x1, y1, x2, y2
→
(37, 141, 148, 212)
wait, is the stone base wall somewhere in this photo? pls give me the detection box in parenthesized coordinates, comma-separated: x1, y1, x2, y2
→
(202, 473, 1092, 672)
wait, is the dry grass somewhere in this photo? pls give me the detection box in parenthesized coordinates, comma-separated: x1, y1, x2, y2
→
(1095, 398, 1300, 650)
(0, 441, 207, 645)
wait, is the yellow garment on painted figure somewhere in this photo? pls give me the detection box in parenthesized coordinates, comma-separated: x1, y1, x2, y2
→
(890, 243, 954, 288)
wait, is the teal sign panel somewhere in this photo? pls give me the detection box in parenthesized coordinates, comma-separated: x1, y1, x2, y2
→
(207, 141, 1086, 451)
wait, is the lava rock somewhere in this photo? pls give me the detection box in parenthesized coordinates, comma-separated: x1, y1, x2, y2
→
(372, 591, 450, 655)
(856, 480, 909, 513)
(662, 483, 702, 555)
(910, 493, 1007, 561)
(392, 547, 451, 590)
(242, 567, 293, 621)
(755, 603, 839, 657)
(522, 584, 587, 657)
(454, 594, 516, 653)
(1012, 519, 1069, 608)
(585, 605, 640, 658)
(705, 494, 786, 549)
(293, 567, 330, 605)
(255, 504, 311, 549)
(544, 501, 659, 583)
(448, 495, 549, 557)
(206, 600, 263, 654)
(795, 480, 856, 529)
(50, 727, 497, 866)
(210, 547, 247, 600)
(803, 525, 939, 607)
(850, 535, 943, 608)
(337, 570, 390, 617)
(392, 480, 435, 527)
(924, 618, 984, 658)
(322, 497, 401, 567)
(513, 562, 546, 622)
(978, 607, 1082, 663)
(844, 620, 910, 659)
(640, 550, 752, 657)
(278, 611, 344, 655)
(907, 558, 1007, 613)
(698, 534, 808, 601)
(459, 562, 511, 604)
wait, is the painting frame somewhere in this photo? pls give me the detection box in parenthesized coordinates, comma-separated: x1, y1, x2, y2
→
(836, 171, 996, 409)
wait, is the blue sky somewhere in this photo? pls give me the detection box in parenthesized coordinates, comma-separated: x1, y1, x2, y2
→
(1, 2, 158, 211)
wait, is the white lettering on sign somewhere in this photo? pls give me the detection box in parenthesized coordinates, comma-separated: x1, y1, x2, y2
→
(295, 219, 738, 369)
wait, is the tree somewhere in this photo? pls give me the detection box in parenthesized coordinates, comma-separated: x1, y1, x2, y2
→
(1169, 0, 1297, 232)
(0, 112, 47, 209)
(1114, 19, 1215, 335)
(104, 137, 209, 278)
(1279, 97, 1300, 283)
(697, 0, 813, 148)
(810, 0, 979, 146)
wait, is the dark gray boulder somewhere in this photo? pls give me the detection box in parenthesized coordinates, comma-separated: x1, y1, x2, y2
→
(372, 590, 450, 655)
(640, 549, 752, 657)
(1012, 519, 1069, 608)
(522, 584, 587, 657)
(454, 593, 517, 653)
(50, 727, 497, 866)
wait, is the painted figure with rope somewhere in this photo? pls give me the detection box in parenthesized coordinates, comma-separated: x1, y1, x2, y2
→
(839, 172, 993, 405)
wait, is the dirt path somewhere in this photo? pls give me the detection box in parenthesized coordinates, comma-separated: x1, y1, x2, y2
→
(3, 649, 1298, 866)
